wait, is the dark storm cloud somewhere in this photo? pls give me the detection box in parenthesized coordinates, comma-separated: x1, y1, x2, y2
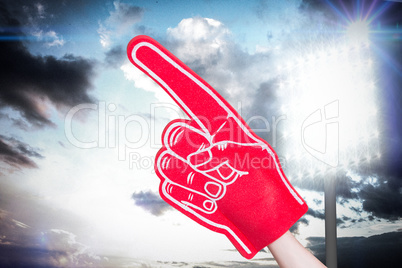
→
(4, 0, 101, 27)
(335, 173, 359, 200)
(132, 191, 172, 216)
(289, 216, 309, 235)
(0, 234, 106, 268)
(302, 207, 362, 228)
(0, 208, 34, 247)
(359, 176, 402, 220)
(296, 171, 402, 222)
(307, 232, 402, 268)
(98, 1, 145, 48)
(104, 45, 126, 67)
(0, 135, 43, 169)
(0, 2, 96, 128)
(335, 174, 402, 222)
(306, 207, 325, 220)
(299, 0, 336, 14)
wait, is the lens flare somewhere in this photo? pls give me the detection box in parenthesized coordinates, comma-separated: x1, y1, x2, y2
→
(277, 35, 381, 179)
(346, 19, 370, 43)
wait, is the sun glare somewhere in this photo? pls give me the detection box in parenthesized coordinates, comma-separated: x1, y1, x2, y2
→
(277, 34, 381, 178)
(346, 19, 370, 43)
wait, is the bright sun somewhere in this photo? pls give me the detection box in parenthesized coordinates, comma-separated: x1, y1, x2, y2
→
(346, 19, 370, 43)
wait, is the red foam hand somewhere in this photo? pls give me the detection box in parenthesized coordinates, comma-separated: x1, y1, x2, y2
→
(127, 35, 308, 259)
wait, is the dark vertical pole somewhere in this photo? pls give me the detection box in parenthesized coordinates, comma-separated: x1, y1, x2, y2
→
(325, 176, 337, 268)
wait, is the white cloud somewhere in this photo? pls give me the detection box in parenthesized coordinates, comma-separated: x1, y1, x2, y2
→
(120, 17, 242, 118)
(167, 17, 230, 63)
(164, 17, 278, 115)
(32, 29, 65, 48)
(43, 229, 104, 267)
(122, 16, 281, 134)
(17, 2, 62, 47)
(107, 1, 144, 31)
(35, 2, 46, 19)
(98, 1, 144, 48)
(97, 23, 112, 48)
(120, 62, 178, 107)
(43, 30, 65, 47)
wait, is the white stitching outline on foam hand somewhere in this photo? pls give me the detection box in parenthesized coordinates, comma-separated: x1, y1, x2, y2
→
(130, 40, 304, 256)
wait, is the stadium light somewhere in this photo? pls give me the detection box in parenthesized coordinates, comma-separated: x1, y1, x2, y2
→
(276, 21, 381, 268)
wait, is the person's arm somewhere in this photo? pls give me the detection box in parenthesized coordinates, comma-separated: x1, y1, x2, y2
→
(267, 231, 327, 268)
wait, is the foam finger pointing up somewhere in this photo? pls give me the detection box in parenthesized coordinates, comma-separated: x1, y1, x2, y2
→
(127, 35, 238, 135)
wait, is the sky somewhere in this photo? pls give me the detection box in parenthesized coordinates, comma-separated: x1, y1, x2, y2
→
(0, 0, 401, 267)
